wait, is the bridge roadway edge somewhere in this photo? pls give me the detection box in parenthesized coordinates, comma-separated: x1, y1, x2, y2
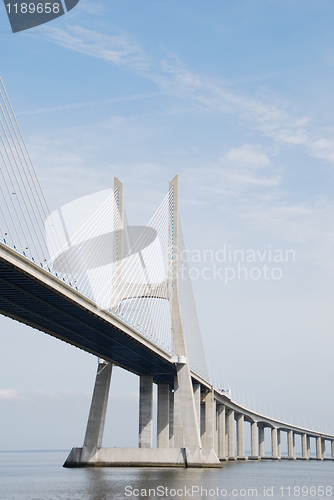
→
(214, 391, 334, 441)
(0, 242, 178, 385)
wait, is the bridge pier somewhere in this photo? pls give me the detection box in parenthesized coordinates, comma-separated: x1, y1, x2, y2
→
(81, 359, 112, 463)
(218, 404, 226, 460)
(250, 422, 258, 458)
(214, 405, 218, 456)
(225, 411, 229, 458)
(316, 436, 322, 460)
(169, 388, 174, 447)
(271, 427, 278, 459)
(321, 438, 326, 460)
(139, 375, 153, 448)
(193, 383, 201, 429)
(236, 414, 245, 459)
(331, 440, 334, 460)
(227, 409, 235, 459)
(277, 429, 281, 458)
(258, 426, 265, 457)
(288, 430, 295, 459)
(173, 374, 183, 448)
(157, 383, 169, 448)
(202, 390, 216, 450)
(302, 433, 307, 459)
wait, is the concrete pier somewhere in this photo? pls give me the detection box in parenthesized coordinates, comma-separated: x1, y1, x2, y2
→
(251, 422, 257, 458)
(173, 374, 183, 448)
(302, 433, 307, 459)
(271, 428, 278, 458)
(169, 389, 174, 447)
(277, 430, 281, 458)
(307, 435, 311, 459)
(218, 404, 226, 460)
(203, 390, 215, 450)
(81, 359, 112, 463)
(236, 414, 245, 458)
(139, 375, 153, 448)
(258, 427, 265, 457)
(214, 406, 218, 456)
(193, 383, 201, 429)
(157, 384, 169, 448)
(288, 430, 294, 459)
(64, 447, 222, 467)
(316, 436, 322, 460)
(227, 409, 235, 459)
(321, 438, 326, 460)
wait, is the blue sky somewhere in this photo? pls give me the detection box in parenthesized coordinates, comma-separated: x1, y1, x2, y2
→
(1, 0, 334, 451)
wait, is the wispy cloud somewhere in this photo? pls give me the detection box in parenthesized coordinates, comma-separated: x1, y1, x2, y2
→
(17, 92, 161, 116)
(39, 24, 332, 167)
(172, 145, 334, 271)
(77, 0, 106, 15)
(154, 60, 315, 148)
(0, 388, 18, 400)
(42, 25, 149, 71)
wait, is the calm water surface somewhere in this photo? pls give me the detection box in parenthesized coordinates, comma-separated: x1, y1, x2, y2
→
(0, 451, 333, 500)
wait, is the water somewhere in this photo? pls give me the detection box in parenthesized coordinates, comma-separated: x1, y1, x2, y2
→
(0, 451, 333, 500)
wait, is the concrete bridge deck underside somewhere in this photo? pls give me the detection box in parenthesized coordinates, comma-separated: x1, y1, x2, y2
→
(0, 242, 178, 386)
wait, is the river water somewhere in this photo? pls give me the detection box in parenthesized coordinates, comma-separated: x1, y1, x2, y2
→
(0, 451, 333, 500)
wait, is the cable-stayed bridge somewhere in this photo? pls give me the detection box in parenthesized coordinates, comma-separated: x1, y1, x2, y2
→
(0, 79, 333, 467)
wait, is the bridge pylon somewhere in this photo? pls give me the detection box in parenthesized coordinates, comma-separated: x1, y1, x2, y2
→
(64, 176, 221, 468)
(168, 175, 220, 467)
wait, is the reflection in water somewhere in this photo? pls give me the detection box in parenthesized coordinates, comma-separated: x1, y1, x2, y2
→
(0, 452, 333, 500)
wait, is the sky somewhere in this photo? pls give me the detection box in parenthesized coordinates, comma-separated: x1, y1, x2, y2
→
(1, 0, 334, 452)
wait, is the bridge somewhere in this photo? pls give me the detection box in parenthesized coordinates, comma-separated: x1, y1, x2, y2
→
(0, 79, 333, 467)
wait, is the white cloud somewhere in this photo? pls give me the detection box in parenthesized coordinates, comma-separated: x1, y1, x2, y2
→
(0, 388, 18, 400)
(221, 171, 278, 187)
(221, 144, 271, 168)
(30, 389, 90, 399)
(309, 136, 334, 164)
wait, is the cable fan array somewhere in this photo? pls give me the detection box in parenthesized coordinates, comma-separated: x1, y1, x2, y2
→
(46, 189, 120, 297)
(0, 78, 75, 285)
(47, 188, 174, 355)
(113, 193, 173, 353)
